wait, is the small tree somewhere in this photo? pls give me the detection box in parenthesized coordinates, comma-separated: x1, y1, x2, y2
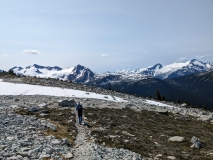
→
(156, 90, 161, 100)
(177, 98, 180, 103)
(161, 95, 165, 101)
(202, 105, 207, 110)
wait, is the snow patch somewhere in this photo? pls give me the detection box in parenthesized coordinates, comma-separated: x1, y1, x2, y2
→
(144, 99, 180, 109)
(0, 81, 127, 102)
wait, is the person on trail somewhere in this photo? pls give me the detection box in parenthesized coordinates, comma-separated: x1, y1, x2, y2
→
(76, 102, 83, 125)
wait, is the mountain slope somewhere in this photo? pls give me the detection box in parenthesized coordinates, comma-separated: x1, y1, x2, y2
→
(166, 70, 213, 109)
(114, 59, 213, 79)
(11, 64, 96, 83)
(89, 76, 209, 109)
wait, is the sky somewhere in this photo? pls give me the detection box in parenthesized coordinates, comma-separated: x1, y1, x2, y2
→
(0, 0, 213, 73)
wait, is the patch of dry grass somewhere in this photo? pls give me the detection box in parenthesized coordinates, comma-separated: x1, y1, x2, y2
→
(15, 108, 77, 146)
(85, 107, 213, 159)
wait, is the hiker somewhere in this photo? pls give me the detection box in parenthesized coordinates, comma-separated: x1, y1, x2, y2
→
(76, 102, 83, 125)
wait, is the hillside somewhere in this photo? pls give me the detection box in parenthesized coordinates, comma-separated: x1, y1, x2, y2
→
(89, 76, 210, 109)
(166, 70, 213, 109)
(0, 73, 213, 159)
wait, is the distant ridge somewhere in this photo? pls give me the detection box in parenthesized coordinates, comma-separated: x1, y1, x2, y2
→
(114, 59, 213, 79)
(10, 59, 213, 83)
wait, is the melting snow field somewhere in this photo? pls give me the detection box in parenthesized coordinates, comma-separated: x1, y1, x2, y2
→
(0, 80, 126, 102)
(0, 79, 180, 108)
(144, 99, 179, 109)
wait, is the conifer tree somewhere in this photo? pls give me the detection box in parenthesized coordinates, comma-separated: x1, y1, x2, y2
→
(156, 90, 161, 100)
(161, 95, 165, 101)
(177, 98, 180, 103)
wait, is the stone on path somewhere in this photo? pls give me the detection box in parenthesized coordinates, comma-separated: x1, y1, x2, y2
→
(169, 136, 185, 142)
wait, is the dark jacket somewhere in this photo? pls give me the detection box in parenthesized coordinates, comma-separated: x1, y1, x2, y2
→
(76, 104, 83, 115)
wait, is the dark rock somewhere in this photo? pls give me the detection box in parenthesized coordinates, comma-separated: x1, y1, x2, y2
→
(29, 107, 39, 112)
(40, 110, 50, 114)
(58, 99, 77, 107)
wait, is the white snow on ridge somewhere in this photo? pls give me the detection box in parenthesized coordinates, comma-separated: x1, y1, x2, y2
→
(13, 66, 75, 80)
(0, 80, 127, 102)
(145, 99, 180, 109)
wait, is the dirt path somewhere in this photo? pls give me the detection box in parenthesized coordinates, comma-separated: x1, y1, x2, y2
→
(71, 110, 144, 160)
(71, 111, 101, 160)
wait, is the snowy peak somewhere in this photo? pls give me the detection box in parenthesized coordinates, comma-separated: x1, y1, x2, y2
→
(70, 64, 95, 83)
(139, 63, 163, 76)
(113, 59, 213, 79)
(187, 59, 211, 70)
(150, 63, 163, 70)
(10, 64, 95, 83)
(26, 64, 62, 71)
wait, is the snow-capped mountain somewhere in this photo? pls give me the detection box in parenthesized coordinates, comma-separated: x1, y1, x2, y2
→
(10, 59, 213, 84)
(114, 59, 213, 79)
(0, 69, 4, 73)
(11, 64, 96, 83)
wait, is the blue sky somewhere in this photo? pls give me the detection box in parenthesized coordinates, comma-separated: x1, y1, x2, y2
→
(0, 0, 213, 73)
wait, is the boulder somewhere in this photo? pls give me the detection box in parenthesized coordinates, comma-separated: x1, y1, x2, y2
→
(39, 154, 50, 158)
(10, 105, 18, 109)
(47, 123, 57, 131)
(191, 141, 201, 149)
(40, 110, 50, 114)
(156, 108, 169, 115)
(51, 139, 61, 145)
(65, 152, 73, 159)
(167, 156, 177, 160)
(29, 107, 39, 112)
(181, 103, 187, 107)
(38, 103, 47, 109)
(62, 138, 70, 145)
(190, 136, 201, 149)
(169, 136, 185, 142)
(58, 99, 77, 107)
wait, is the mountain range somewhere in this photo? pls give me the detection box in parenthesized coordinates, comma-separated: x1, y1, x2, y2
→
(10, 59, 213, 83)
(5, 59, 213, 109)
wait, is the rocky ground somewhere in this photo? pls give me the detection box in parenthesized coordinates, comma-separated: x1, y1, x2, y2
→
(0, 74, 213, 159)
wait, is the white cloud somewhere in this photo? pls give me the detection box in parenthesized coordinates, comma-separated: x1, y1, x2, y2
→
(101, 54, 109, 57)
(22, 50, 40, 55)
(142, 52, 148, 55)
(176, 58, 188, 62)
(196, 54, 211, 59)
(0, 54, 8, 59)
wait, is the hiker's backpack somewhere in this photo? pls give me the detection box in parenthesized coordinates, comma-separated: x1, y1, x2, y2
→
(78, 104, 83, 112)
